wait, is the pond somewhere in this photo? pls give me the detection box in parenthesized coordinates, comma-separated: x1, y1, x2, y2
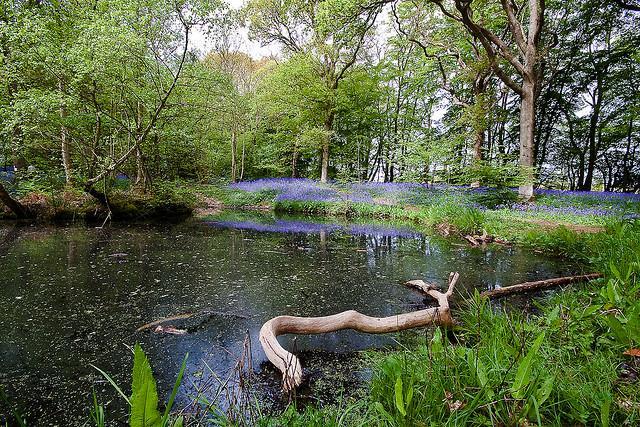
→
(0, 212, 583, 424)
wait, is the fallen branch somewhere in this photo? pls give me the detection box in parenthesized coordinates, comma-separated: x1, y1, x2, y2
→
(260, 272, 459, 392)
(464, 230, 510, 246)
(480, 273, 604, 299)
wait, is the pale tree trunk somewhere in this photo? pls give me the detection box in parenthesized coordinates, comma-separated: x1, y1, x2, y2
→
(240, 139, 246, 181)
(518, 78, 536, 199)
(291, 140, 298, 178)
(473, 131, 484, 162)
(230, 127, 238, 183)
(320, 110, 334, 183)
(59, 79, 73, 184)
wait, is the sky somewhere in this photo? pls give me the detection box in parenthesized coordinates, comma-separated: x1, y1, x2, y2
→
(191, 0, 279, 59)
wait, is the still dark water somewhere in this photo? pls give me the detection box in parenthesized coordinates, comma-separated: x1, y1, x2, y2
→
(0, 213, 582, 425)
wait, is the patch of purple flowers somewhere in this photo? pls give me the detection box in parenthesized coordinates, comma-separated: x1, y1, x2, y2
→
(510, 203, 622, 217)
(227, 179, 640, 217)
(229, 178, 319, 193)
(229, 178, 430, 204)
(535, 189, 640, 201)
(274, 186, 341, 202)
(206, 218, 420, 238)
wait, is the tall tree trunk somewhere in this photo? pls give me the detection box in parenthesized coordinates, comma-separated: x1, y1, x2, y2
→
(582, 78, 602, 191)
(472, 75, 488, 165)
(320, 110, 334, 183)
(473, 130, 484, 162)
(240, 139, 246, 181)
(134, 102, 151, 191)
(59, 79, 73, 184)
(230, 127, 238, 183)
(8, 81, 26, 171)
(291, 140, 298, 178)
(622, 116, 633, 191)
(135, 146, 151, 191)
(518, 78, 536, 200)
(470, 125, 484, 188)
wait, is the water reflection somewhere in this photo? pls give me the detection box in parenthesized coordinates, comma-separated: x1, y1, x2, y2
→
(0, 213, 582, 424)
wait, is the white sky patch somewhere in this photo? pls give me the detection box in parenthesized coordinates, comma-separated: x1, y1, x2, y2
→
(191, 0, 279, 59)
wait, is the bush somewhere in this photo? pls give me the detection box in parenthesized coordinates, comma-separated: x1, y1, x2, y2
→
(461, 161, 525, 188)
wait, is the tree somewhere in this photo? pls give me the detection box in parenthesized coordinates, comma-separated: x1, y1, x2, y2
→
(434, 0, 546, 199)
(246, 0, 381, 182)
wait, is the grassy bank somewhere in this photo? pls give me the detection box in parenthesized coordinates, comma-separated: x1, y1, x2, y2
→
(198, 179, 638, 259)
(258, 221, 640, 426)
(0, 181, 197, 222)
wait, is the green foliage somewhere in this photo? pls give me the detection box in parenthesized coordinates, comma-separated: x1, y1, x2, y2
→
(0, 387, 27, 427)
(90, 390, 106, 427)
(468, 187, 519, 209)
(91, 345, 189, 427)
(520, 226, 591, 259)
(365, 295, 636, 426)
(461, 161, 524, 188)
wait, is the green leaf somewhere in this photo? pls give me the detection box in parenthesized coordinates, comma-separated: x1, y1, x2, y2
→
(430, 327, 443, 355)
(394, 377, 406, 416)
(130, 344, 162, 427)
(546, 306, 560, 326)
(535, 375, 554, 407)
(605, 315, 629, 346)
(512, 332, 545, 399)
(606, 280, 621, 306)
(582, 304, 601, 318)
(405, 384, 414, 409)
(600, 393, 612, 427)
(609, 261, 622, 281)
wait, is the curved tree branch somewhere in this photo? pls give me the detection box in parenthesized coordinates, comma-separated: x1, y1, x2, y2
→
(260, 272, 459, 391)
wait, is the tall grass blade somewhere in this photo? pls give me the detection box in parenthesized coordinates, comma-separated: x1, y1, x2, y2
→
(161, 352, 189, 426)
(89, 364, 131, 405)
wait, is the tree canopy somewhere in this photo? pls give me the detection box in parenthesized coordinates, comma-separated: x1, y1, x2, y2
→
(0, 0, 638, 217)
